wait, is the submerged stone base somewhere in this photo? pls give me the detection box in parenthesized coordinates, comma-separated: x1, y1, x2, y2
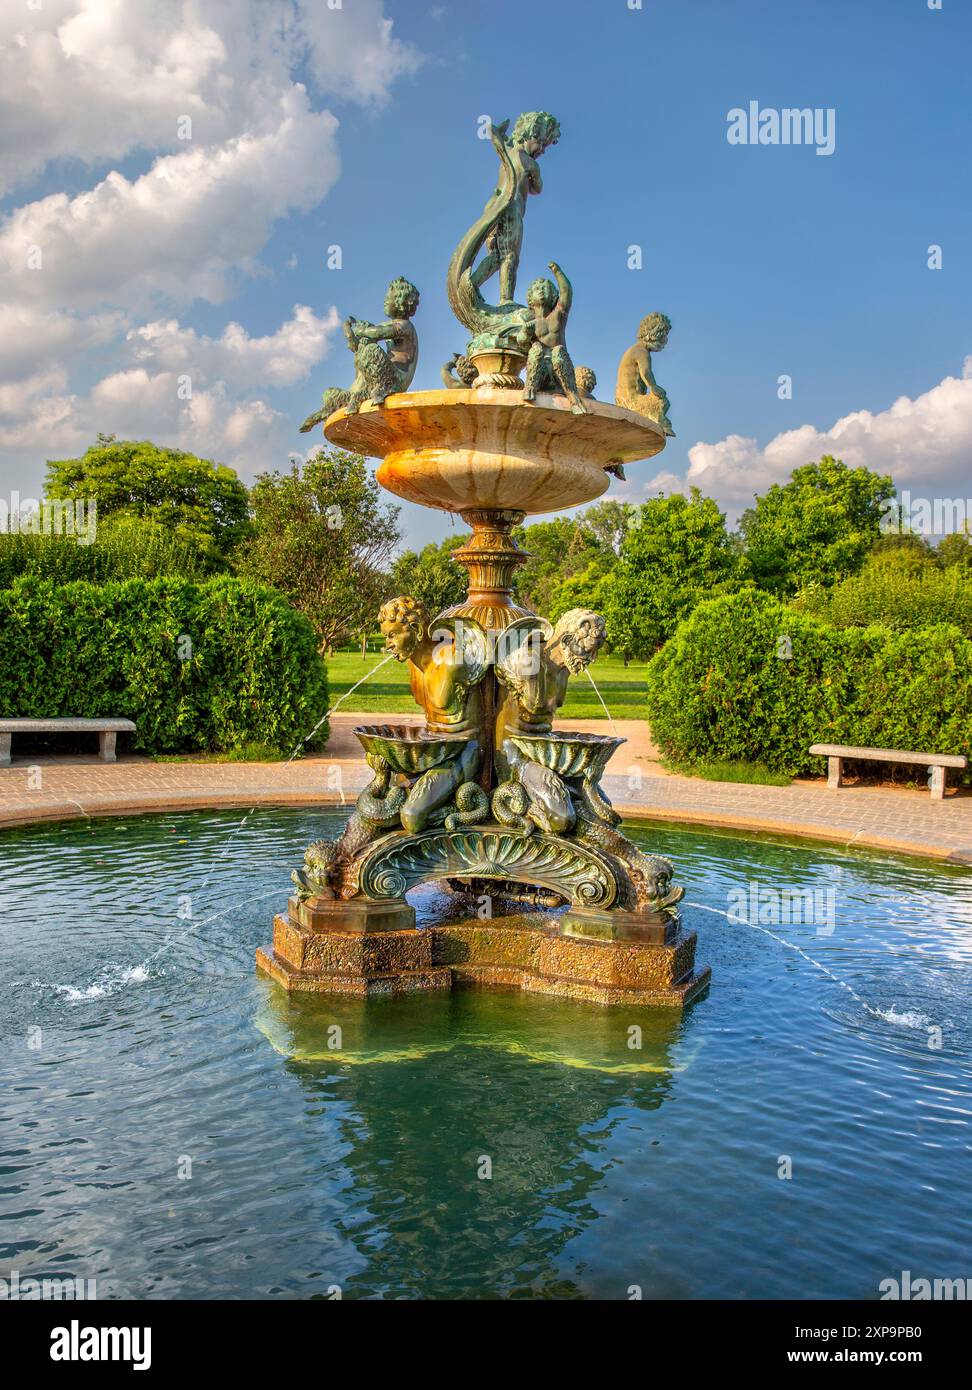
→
(256, 896, 710, 1009)
(255, 896, 449, 998)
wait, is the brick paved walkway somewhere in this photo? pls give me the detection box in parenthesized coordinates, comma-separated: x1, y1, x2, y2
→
(0, 713, 969, 864)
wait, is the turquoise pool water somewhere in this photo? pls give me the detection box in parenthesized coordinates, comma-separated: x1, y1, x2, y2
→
(2, 807, 971, 1300)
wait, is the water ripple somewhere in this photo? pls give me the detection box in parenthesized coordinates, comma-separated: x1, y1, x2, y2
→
(1, 808, 971, 1298)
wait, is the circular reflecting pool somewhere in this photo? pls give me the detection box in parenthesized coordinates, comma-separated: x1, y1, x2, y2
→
(2, 807, 971, 1299)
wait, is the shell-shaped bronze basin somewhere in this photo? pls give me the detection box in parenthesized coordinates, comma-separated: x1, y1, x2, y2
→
(506, 731, 625, 779)
(323, 389, 666, 516)
(354, 723, 475, 775)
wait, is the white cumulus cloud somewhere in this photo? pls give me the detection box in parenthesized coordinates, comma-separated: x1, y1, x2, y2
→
(0, 87, 339, 311)
(0, 305, 126, 383)
(0, 0, 419, 196)
(0, 366, 286, 474)
(0, 0, 419, 492)
(649, 358, 972, 520)
(300, 4, 423, 105)
(127, 305, 341, 389)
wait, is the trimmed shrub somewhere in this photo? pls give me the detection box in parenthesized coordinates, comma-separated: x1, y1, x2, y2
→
(0, 576, 329, 755)
(0, 516, 215, 586)
(0, 534, 104, 586)
(794, 565, 972, 638)
(646, 591, 972, 776)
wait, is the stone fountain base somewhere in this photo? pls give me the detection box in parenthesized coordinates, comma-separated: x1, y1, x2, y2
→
(256, 894, 711, 1009)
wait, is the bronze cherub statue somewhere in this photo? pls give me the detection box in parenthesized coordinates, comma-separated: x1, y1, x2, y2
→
(615, 311, 674, 436)
(377, 596, 489, 833)
(300, 276, 420, 432)
(446, 114, 562, 385)
(492, 610, 607, 833)
(469, 111, 561, 306)
(522, 263, 587, 414)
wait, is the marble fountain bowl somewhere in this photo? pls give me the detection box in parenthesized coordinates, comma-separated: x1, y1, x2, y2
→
(353, 723, 475, 775)
(322, 388, 667, 515)
(505, 730, 626, 779)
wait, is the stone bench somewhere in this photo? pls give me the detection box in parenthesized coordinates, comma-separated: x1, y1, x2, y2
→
(0, 718, 136, 766)
(810, 743, 967, 800)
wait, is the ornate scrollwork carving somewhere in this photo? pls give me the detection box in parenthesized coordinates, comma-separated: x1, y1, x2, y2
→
(357, 827, 618, 908)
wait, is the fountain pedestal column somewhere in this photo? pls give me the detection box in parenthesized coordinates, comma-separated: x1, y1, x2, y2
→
(439, 508, 533, 631)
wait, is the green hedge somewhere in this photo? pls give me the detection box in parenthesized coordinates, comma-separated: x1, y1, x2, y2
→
(0, 518, 215, 586)
(646, 591, 972, 776)
(0, 576, 329, 755)
(795, 565, 972, 638)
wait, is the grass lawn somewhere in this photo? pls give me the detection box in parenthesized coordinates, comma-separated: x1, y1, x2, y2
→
(661, 758, 792, 787)
(326, 648, 652, 720)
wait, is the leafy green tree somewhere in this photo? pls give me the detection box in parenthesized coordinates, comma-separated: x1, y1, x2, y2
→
(603, 488, 744, 659)
(939, 524, 972, 570)
(236, 448, 401, 652)
(577, 500, 636, 556)
(547, 557, 614, 624)
(387, 534, 469, 615)
(793, 556, 972, 638)
(865, 531, 938, 572)
(45, 438, 250, 559)
(0, 512, 218, 586)
(92, 512, 215, 578)
(513, 517, 606, 614)
(739, 455, 895, 595)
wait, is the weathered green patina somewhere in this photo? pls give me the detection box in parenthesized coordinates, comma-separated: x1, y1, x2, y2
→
(300, 277, 420, 431)
(446, 114, 588, 390)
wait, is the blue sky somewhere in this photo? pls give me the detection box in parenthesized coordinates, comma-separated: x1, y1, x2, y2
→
(1, 0, 969, 548)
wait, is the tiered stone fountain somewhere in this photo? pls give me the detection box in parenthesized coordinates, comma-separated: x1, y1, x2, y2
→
(257, 112, 710, 1008)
